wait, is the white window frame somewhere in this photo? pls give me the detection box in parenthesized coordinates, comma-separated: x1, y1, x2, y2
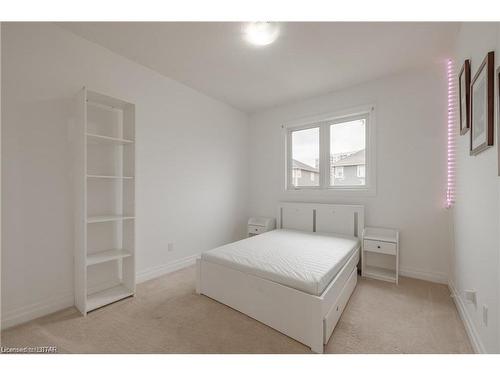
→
(283, 105, 376, 197)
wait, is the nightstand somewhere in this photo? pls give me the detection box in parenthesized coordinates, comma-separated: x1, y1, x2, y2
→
(248, 217, 276, 237)
(362, 227, 399, 284)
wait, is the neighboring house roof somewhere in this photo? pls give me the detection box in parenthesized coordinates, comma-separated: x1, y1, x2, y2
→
(292, 159, 318, 173)
(332, 149, 365, 167)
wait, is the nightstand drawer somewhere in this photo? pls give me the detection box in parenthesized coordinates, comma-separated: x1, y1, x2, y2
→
(363, 239, 396, 256)
(248, 225, 266, 235)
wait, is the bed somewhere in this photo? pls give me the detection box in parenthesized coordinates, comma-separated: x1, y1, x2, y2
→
(196, 202, 364, 353)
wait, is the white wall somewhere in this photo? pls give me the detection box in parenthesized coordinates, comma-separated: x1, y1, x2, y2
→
(0, 21, 3, 337)
(248, 66, 451, 283)
(451, 22, 500, 354)
(1, 23, 249, 328)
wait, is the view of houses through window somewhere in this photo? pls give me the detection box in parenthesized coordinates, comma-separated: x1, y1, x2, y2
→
(291, 127, 320, 187)
(330, 118, 366, 186)
(290, 117, 366, 189)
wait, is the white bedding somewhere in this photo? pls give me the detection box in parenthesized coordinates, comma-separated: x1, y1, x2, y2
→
(201, 229, 360, 296)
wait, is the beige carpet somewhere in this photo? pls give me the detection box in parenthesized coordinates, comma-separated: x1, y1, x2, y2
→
(1, 266, 472, 353)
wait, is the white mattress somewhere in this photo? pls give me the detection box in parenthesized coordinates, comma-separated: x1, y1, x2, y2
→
(201, 229, 360, 296)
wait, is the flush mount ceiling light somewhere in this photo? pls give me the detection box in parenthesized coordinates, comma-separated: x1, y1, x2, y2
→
(243, 22, 280, 46)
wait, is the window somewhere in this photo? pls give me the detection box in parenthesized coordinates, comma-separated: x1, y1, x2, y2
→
(330, 117, 366, 186)
(286, 109, 373, 192)
(289, 127, 320, 187)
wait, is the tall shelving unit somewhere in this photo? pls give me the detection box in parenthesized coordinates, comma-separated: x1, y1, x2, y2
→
(74, 87, 136, 315)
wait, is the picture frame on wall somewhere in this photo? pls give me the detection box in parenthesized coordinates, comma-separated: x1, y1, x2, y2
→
(470, 51, 494, 156)
(497, 66, 500, 175)
(458, 59, 471, 135)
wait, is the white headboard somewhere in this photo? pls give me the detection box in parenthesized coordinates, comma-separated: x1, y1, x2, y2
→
(277, 202, 364, 238)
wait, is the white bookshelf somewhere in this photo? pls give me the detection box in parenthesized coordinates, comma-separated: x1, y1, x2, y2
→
(74, 87, 136, 315)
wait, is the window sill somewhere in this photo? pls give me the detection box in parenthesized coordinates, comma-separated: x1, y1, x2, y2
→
(284, 186, 376, 198)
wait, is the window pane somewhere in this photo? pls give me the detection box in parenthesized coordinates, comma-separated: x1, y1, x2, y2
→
(291, 127, 319, 187)
(330, 119, 366, 186)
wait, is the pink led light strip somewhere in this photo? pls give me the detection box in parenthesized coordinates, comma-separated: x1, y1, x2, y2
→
(446, 59, 457, 208)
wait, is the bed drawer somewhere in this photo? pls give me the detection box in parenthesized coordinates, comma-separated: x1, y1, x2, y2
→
(323, 266, 357, 344)
(363, 239, 396, 256)
(248, 225, 266, 235)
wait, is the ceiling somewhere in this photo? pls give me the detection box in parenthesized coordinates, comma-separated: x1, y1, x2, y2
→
(58, 22, 459, 113)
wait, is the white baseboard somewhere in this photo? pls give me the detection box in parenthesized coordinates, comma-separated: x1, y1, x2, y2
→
(1, 292, 74, 330)
(136, 253, 199, 284)
(399, 267, 448, 284)
(448, 281, 485, 354)
(2, 254, 199, 330)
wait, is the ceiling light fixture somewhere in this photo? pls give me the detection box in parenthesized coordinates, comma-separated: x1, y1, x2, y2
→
(243, 22, 280, 46)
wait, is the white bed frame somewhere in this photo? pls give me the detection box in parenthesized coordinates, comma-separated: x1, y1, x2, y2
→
(196, 202, 364, 353)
